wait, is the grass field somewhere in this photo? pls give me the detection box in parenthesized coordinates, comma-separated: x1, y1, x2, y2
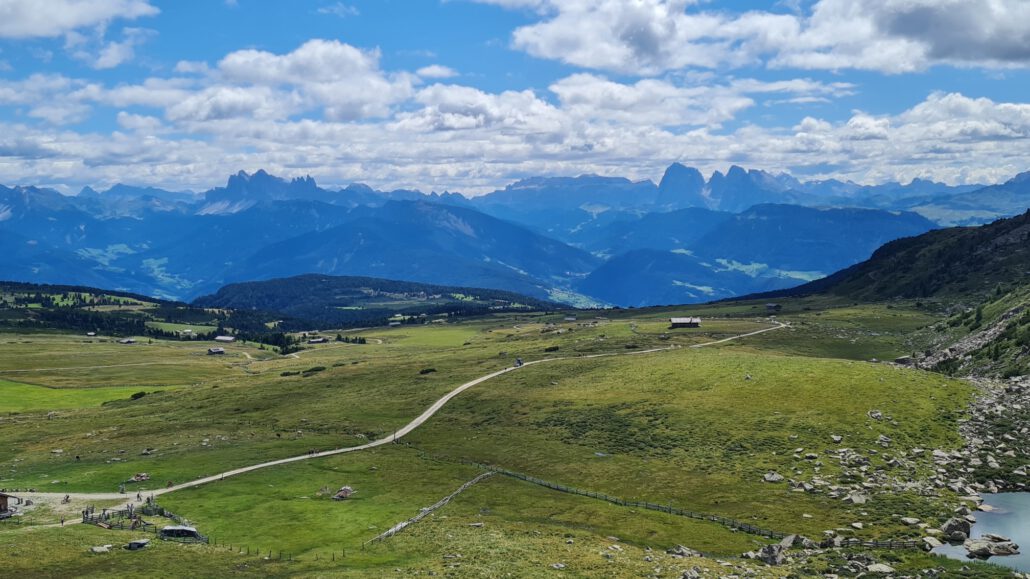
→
(0, 300, 1011, 576)
(0, 379, 171, 413)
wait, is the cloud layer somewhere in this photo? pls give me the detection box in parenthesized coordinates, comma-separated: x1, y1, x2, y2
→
(0, 1, 1027, 193)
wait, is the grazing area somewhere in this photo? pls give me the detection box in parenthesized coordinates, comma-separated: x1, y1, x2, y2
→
(0, 295, 1020, 576)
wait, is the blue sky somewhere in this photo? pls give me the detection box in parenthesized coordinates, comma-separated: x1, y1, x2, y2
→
(0, 0, 1028, 194)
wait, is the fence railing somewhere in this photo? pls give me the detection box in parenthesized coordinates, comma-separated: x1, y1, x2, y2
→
(82, 503, 207, 543)
(474, 463, 791, 539)
(398, 452, 928, 552)
(364, 472, 494, 547)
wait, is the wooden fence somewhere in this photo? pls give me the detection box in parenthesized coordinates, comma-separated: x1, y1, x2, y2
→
(472, 463, 790, 540)
(364, 472, 494, 547)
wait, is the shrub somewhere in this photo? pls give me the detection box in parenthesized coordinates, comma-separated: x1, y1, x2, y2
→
(130, 391, 147, 400)
(419, 368, 437, 375)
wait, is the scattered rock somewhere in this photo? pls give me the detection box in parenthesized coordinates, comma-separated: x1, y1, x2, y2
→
(965, 538, 1021, 558)
(666, 545, 702, 558)
(940, 517, 971, 542)
(842, 492, 868, 505)
(900, 517, 921, 526)
(550, 563, 566, 570)
(763, 472, 784, 483)
(866, 563, 896, 574)
(867, 410, 883, 421)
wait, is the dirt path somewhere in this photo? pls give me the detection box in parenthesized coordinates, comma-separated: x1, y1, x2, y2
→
(22, 321, 784, 517)
(690, 321, 787, 348)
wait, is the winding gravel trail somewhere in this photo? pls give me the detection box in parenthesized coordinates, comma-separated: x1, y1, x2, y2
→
(21, 321, 785, 514)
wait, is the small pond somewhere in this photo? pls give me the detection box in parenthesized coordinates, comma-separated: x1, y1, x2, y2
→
(933, 493, 1030, 572)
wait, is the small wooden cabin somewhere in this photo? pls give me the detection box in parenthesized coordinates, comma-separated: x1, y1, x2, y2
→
(669, 317, 701, 328)
(0, 492, 21, 518)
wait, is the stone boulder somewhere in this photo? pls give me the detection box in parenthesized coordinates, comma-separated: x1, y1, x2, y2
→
(666, 545, 702, 558)
(940, 517, 971, 542)
(763, 471, 784, 483)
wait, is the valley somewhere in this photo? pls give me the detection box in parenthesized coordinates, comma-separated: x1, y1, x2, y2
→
(4, 166, 1028, 308)
(1, 283, 1026, 576)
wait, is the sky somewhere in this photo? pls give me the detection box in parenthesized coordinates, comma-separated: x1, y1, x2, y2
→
(0, 0, 1029, 194)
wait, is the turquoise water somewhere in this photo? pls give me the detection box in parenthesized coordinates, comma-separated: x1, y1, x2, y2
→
(933, 493, 1029, 572)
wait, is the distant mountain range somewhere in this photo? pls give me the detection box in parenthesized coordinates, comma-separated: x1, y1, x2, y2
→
(0, 164, 1027, 307)
(193, 274, 557, 329)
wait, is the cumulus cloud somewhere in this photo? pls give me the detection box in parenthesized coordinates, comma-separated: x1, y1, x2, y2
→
(93, 27, 155, 69)
(216, 39, 414, 120)
(0, 0, 158, 39)
(477, 0, 1030, 74)
(0, 35, 1028, 193)
(417, 65, 459, 79)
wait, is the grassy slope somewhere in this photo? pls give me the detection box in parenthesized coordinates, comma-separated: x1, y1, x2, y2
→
(0, 302, 1009, 576)
(408, 347, 971, 538)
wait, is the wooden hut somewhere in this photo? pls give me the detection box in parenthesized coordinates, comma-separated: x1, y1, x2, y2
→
(0, 492, 21, 519)
(669, 317, 701, 328)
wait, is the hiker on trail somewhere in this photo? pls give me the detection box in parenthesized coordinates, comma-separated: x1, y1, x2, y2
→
(136, 492, 141, 501)
(61, 517, 64, 526)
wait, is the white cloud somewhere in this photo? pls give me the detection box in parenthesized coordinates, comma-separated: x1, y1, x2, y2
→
(115, 111, 163, 132)
(316, 2, 359, 18)
(417, 65, 459, 79)
(215, 39, 414, 120)
(0, 35, 1027, 194)
(477, 0, 1030, 75)
(93, 27, 155, 69)
(0, 0, 158, 39)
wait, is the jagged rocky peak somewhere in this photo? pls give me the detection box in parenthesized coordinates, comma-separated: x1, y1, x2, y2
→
(656, 163, 706, 208)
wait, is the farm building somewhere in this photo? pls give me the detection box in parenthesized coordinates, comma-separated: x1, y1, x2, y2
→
(388, 321, 402, 327)
(0, 492, 21, 519)
(669, 317, 701, 328)
(118, 338, 136, 345)
(307, 337, 329, 344)
(214, 335, 236, 343)
(86, 332, 96, 337)
(159, 525, 206, 542)
(207, 347, 225, 355)
(564, 315, 577, 322)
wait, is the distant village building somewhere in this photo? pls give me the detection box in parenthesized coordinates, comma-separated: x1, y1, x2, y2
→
(86, 332, 96, 337)
(765, 303, 782, 312)
(207, 347, 225, 355)
(118, 338, 136, 345)
(0, 492, 21, 519)
(307, 337, 329, 344)
(669, 317, 702, 328)
(388, 321, 402, 327)
(214, 335, 236, 343)
(564, 315, 578, 322)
